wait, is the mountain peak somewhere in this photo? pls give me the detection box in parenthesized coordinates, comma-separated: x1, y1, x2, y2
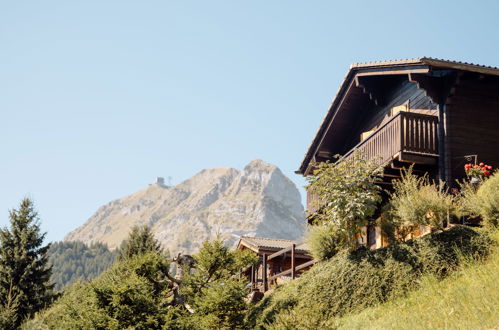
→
(244, 159, 277, 172)
(65, 161, 306, 254)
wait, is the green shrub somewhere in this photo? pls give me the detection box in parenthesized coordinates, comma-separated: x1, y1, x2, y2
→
(305, 224, 346, 260)
(460, 171, 499, 228)
(383, 168, 454, 241)
(306, 154, 383, 250)
(248, 226, 493, 329)
(24, 253, 176, 329)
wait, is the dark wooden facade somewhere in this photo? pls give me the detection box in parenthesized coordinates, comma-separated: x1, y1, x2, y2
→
(297, 58, 499, 216)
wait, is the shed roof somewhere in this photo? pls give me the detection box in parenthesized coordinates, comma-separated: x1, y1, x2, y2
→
(297, 57, 499, 175)
(237, 236, 309, 254)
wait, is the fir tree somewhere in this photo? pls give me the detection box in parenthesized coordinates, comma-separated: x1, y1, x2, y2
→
(118, 225, 162, 261)
(0, 198, 55, 329)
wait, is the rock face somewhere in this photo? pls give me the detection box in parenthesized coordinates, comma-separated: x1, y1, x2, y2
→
(65, 160, 306, 254)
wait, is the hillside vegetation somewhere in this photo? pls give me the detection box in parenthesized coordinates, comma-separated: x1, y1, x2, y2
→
(48, 241, 116, 290)
(335, 233, 499, 329)
(247, 226, 495, 329)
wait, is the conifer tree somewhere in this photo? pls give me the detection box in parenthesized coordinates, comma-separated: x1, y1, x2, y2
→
(118, 225, 162, 261)
(0, 198, 55, 328)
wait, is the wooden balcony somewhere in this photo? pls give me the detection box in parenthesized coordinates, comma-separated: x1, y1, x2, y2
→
(343, 111, 439, 166)
(306, 112, 439, 215)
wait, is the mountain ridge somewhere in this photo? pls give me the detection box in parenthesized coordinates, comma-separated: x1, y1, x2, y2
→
(65, 159, 306, 254)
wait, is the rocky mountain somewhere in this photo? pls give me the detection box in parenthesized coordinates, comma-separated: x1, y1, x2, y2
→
(65, 160, 306, 254)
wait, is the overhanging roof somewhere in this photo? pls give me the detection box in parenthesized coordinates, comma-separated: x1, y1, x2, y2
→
(237, 236, 309, 254)
(297, 57, 499, 175)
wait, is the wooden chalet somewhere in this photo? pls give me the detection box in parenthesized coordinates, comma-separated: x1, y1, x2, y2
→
(237, 236, 315, 293)
(297, 57, 499, 247)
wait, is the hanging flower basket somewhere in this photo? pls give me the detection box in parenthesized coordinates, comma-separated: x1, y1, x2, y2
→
(464, 162, 492, 184)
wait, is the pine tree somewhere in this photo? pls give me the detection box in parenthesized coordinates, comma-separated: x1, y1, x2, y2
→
(118, 225, 162, 261)
(0, 198, 55, 328)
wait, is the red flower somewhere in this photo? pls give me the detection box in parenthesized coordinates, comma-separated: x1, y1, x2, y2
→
(487, 165, 493, 170)
(479, 162, 484, 167)
(474, 165, 480, 169)
(484, 171, 490, 176)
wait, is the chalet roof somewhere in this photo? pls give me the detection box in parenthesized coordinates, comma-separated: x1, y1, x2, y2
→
(296, 57, 499, 175)
(237, 236, 309, 254)
(350, 57, 499, 73)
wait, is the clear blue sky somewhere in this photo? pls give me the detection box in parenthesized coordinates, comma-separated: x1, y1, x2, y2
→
(1, 1, 498, 243)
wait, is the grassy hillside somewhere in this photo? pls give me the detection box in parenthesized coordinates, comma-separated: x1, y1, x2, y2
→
(334, 230, 499, 329)
(248, 226, 496, 329)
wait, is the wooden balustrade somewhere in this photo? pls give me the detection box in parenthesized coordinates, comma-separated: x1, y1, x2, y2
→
(343, 111, 439, 165)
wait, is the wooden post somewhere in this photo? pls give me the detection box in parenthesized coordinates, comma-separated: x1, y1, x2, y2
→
(250, 265, 254, 288)
(263, 254, 268, 292)
(291, 244, 296, 280)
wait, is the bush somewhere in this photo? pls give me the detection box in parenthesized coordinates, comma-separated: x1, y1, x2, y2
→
(460, 171, 499, 228)
(383, 168, 454, 241)
(305, 224, 345, 260)
(25, 253, 175, 329)
(248, 226, 493, 329)
(306, 154, 383, 251)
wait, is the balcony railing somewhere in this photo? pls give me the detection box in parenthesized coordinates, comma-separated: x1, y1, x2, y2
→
(306, 111, 439, 215)
(343, 111, 439, 165)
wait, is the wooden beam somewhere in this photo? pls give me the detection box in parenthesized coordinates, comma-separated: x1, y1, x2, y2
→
(398, 152, 438, 165)
(268, 259, 317, 281)
(267, 243, 303, 261)
(262, 254, 268, 292)
(382, 173, 402, 178)
(356, 68, 429, 77)
(291, 244, 296, 280)
(375, 181, 393, 185)
(295, 259, 317, 272)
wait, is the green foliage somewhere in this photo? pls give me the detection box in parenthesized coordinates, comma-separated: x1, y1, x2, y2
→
(48, 241, 116, 291)
(180, 239, 258, 329)
(248, 226, 493, 329)
(27, 253, 176, 329)
(26, 238, 258, 329)
(118, 225, 163, 261)
(459, 171, 499, 228)
(333, 228, 499, 329)
(305, 224, 344, 260)
(185, 278, 249, 329)
(188, 239, 257, 287)
(306, 154, 383, 251)
(382, 168, 455, 241)
(0, 198, 56, 329)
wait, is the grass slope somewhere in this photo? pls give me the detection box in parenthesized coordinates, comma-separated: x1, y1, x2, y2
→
(335, 230, 499, 330)
(248, 226, 495, 329)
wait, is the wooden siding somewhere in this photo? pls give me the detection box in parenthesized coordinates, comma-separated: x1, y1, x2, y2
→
(447, 74, 499, 185)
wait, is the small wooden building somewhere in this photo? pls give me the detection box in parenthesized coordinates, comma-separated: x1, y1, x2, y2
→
(237, 236, 314, 292)
(296, 57, 499, 247)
